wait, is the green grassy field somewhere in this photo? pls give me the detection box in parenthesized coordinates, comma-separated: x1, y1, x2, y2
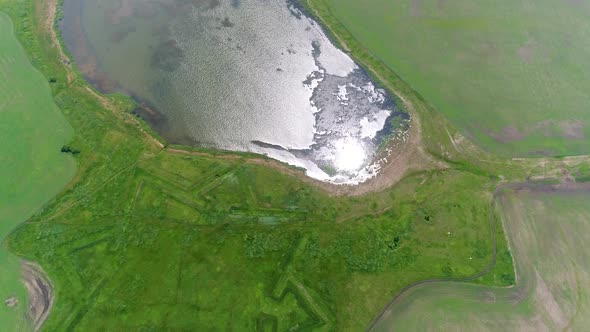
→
(0, 0, 524, 330)
(310, 0, 590, 157)
(372, 183, 590, 331)
(0, 10, 75, 331)
(3, 0, 590, 330)
(8, 154, 511, 330)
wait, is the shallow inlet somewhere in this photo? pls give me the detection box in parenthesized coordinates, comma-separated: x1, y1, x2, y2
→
(61, 0, 409, 184)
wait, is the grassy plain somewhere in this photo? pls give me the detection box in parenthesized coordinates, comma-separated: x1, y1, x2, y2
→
(311, 0, 590, 157)
(0, 10, 75, 330)
(0, 0, 524, 330)
(4, 0, 590, 330)
(9, 158, 508, 330)
(372, 183, 590, 331)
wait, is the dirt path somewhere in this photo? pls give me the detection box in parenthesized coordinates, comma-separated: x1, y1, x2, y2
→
(82, 86, 165, 149)
(365, 183, 502, 331)
(21, 261, 53, 332)
(41, 0, 74, 84)
(368, 181, 590, 331)
(43, 0, 164, 151)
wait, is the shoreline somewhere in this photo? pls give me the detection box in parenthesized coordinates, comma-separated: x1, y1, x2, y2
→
(48, 0, 441, 196)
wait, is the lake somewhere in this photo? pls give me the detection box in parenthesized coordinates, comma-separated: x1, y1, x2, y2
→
(61, 0, 409, 183)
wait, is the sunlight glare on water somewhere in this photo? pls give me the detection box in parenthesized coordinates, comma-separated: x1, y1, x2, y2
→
(333, 138, 366, 172)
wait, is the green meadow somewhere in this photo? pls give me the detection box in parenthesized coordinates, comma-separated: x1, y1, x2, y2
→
(0, 0, 520, 329)
(8, 154, 511, 330)
(1, 0, 589, 330)
(311, 0, 590, 157)
(0, 11, 75, 331)
(373, 183, 590, 331)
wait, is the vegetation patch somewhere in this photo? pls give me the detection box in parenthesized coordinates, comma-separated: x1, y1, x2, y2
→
(0, 10, 75, 331)
(309, 0, 590, 157)
(3, 0, 590, 330)
(373, 183, 590, 331)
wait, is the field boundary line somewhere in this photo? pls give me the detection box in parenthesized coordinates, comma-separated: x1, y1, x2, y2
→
(365, 186, 503, 331)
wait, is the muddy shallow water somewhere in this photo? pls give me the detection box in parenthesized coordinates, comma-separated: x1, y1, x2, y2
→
(61, 0, 409, 183)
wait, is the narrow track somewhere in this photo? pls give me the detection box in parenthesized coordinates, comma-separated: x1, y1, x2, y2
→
(366, 186, 502, 331)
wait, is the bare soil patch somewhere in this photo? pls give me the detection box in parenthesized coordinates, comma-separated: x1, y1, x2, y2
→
(490, 125, 526, 143)
(490, 119, 586, 144)
(41, 0, 74, 83)
(21, 261, 53, 332)
(411, 0, 423, 17)
(559, 119, 585, 139)
(4, 296, 18, 308)
(517, 38, 544, 63)
(534, 270, 568, 329)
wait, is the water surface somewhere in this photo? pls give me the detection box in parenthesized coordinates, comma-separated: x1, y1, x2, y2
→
(62, 0, 409, 183)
